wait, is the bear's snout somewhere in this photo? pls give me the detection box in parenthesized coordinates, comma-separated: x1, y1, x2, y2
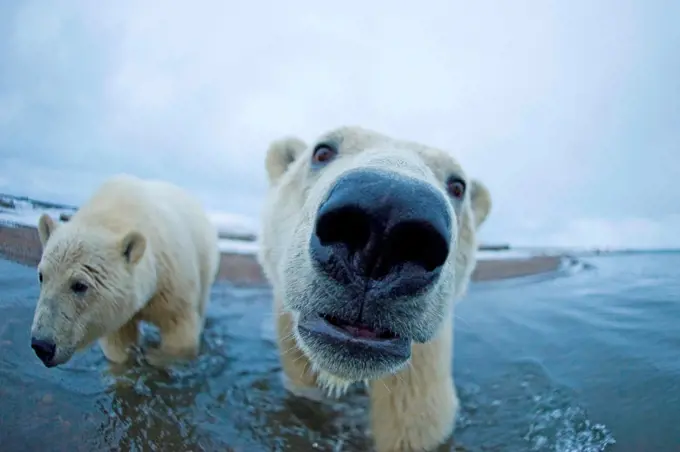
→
(31, 337, 57, 367)
(310, 168, 452, 299)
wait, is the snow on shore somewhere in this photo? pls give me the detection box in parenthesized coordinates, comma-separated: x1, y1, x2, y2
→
(0, 195, 261, 255)
(0, 194, 555, 259)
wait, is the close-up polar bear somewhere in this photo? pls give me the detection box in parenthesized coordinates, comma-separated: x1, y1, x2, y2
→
(30, 174, 220, 369)
(257, 126, 492, 451)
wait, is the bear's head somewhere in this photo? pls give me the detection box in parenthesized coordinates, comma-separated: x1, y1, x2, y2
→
(258, 126, 492, 389)
(30, 213, 149, 367)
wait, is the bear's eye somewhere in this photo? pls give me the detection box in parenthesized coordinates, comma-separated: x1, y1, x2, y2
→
(71, 281, 88, 294)
(446, 177, 466, 200)
(311, 143, 337, 166)
(38, 271, 43, 284)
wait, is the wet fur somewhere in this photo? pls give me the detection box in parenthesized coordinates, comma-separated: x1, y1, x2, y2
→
(32, 174, 220, 368)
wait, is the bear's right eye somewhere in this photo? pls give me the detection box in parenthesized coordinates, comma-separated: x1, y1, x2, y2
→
(311, 143, 337, 166)
(71, 281, 88, 294)
(38, 272, 43, 284)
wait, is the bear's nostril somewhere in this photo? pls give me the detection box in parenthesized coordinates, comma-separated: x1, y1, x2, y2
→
(31, 337, 56, 364)
(375, 220, 449, 278)
(314, 205, 372, 253)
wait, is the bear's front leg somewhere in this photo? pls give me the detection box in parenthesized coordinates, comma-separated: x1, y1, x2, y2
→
(145, 307, 202, 368)
(99, 319, 139, 364)
(369, 323, 457, 452)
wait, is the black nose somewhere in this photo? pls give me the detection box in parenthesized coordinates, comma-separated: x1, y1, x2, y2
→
(31, 337, 56, 366)
(310, 168, 452, 298)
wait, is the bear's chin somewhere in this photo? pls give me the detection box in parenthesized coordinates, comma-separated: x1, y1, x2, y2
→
(294, 313, 412, 394)
(42, 346, 76, 368)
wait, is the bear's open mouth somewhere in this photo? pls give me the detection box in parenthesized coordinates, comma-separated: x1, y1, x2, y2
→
(296, 312, 412, 378)
(318, 313, 400, 340)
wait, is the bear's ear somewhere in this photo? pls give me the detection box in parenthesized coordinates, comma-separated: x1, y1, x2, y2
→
(37, 213, 58, 247)
(120, 231, 146, 265)
(469, 179, 492, 229)
(265, 136, 308, 185)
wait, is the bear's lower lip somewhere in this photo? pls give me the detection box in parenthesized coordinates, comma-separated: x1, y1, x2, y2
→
(297, 314, 411, 361)
(37, 353, 67, 368)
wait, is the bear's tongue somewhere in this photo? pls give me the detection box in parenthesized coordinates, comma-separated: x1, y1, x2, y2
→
(322, 314, 394, 339)
(341, 324, 379, 339)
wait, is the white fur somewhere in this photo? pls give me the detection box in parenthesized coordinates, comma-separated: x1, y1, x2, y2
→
(258, 126, 492, 451)
(31, 174, 220, 368)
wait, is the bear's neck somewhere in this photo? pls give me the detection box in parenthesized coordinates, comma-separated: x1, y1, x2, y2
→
(132, 245, 159, 310)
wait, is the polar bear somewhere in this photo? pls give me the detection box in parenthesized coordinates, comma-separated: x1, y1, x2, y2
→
(257, 126, 492, 452)
(30, 174, 220, 369)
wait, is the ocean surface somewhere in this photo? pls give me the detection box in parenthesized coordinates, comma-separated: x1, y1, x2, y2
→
(0, 252, 679, 451)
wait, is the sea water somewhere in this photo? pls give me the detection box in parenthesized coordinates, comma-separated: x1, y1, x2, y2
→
(0, 252, 678, 451)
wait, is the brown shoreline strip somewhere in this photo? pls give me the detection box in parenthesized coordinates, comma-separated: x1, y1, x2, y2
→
(0, 224, 563, 286)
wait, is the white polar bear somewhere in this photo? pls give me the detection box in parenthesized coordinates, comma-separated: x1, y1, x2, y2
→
(30, 174, 220, 369)
(257, 126, 492, 452)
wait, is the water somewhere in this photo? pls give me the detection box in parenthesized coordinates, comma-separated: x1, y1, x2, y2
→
(0, 253, 678, 451)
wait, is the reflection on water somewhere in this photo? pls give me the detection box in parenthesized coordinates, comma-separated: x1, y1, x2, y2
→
(1, 253, 679, 451)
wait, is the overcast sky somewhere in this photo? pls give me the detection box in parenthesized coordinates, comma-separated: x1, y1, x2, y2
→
(1, 0, 678, 249)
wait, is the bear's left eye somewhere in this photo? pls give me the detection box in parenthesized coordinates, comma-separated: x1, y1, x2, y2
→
(446, 176, 466, 200)
(71, 281, 88, 294)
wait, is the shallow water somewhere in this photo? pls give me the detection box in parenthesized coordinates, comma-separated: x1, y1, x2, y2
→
(0, 253, 678, 451)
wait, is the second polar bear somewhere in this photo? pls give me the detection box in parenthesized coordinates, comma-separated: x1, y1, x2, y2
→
(30, 174, 220, 368)
(258, 126, 492, 452)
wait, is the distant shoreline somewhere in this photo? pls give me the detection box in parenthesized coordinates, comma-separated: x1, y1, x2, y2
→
(0, 224, 565, 286)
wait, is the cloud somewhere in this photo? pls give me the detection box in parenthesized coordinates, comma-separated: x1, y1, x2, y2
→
(0, 0, 678, 248)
